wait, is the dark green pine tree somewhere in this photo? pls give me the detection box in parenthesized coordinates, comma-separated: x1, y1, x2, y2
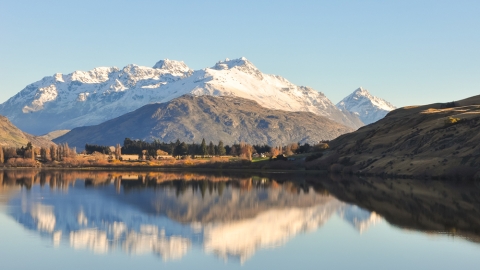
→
(189, 142, 197, 158)
(217, 141, 226, 156)
(173, 141, 188, 158)
(200, 138, 208, 157)
(208, 141, 215, 156)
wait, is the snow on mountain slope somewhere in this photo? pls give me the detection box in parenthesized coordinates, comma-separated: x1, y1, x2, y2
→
(0, 57, 362, 135)
(336, 87, 396, 125)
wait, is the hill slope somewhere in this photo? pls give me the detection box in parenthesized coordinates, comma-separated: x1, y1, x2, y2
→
(0, 58, 363, 134)
(54, 95, 353, 150)
(320, 95, 480, 179)
(39, 130, 70, 141)
(336, 87, 396, 125)
(0, 115, 55, 148)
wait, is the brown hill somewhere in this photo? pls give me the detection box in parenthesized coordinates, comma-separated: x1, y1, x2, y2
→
(54, 95, 353, 150)
(0, 115, 55, 148)
(315, 95, 480, 179)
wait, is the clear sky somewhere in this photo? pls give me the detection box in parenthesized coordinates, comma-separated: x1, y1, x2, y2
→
(0, 0, 478, 107)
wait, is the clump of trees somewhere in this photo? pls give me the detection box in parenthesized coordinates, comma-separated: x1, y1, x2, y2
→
(0, 143, 37, 166)
(85, 144, 111, 154)
(0, 142, 78, 167)
(172, 138, 229, 159)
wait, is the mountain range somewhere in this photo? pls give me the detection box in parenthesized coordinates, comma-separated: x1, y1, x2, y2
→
(0, 57, 370, 135)
(53, 95, 353, 150)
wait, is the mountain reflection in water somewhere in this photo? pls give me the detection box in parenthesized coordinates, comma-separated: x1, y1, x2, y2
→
(1, 170, 479, 263)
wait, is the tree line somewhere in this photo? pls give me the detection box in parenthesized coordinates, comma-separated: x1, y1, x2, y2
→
(85, 138, 322, 160)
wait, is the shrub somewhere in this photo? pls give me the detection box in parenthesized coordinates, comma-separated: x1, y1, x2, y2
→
(445, 117, 461, 126)
(313, 143, 329, 151)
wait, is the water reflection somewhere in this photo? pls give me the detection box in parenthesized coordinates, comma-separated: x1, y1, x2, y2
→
(323, 174, 480, 243)
(1, 170, 479, 263)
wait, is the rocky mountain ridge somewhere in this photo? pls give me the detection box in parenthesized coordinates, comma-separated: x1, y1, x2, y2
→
(0, 57, 363, 135)
(54, 95, 353, 150)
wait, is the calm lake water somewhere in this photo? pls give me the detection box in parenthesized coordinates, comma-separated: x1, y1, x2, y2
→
(0, 170, 479, 270)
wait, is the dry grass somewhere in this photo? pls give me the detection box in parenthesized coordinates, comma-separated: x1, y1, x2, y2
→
(320, 96, 480, 179)
(5, 158, 37, 167)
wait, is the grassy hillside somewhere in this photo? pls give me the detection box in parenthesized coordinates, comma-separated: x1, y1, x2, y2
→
(0, 115, 54, 148)
(313, 95, 480, 179)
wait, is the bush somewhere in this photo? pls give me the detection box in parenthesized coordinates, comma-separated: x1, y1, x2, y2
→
(445, 117, 461, 126)
(313, 143, 329, 151)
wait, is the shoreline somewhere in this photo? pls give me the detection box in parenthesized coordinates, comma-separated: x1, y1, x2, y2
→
(0, 165, 327, 175)
(0, 165, 470, 181)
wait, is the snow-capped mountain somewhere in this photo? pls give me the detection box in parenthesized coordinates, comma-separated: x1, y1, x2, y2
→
(336, 87, 396, 125)
(0, 57, 363, 135)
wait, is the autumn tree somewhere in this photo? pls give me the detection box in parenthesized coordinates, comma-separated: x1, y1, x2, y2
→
(40, 147, 50, 162)
(4, 147, 17, 160)
(24, 149, 34, 160)
(50, 145, 57, 161)
(239, 142, 253, 160)
(270, 146, 281, 157)
(285, 143, 299, 156)
(115, 144, 122, 160)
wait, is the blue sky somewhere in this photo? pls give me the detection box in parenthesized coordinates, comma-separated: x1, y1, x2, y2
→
(0, 0, 478, 106)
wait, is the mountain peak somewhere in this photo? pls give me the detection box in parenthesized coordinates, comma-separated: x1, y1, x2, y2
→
(355, 86, 367, 93)
(212, 57, 257, 71)
(336, 87, 396, 125)
(153, 59, 191, 73)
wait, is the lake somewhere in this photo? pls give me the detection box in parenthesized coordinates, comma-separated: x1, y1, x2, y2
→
(0, 170, 479, 269)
